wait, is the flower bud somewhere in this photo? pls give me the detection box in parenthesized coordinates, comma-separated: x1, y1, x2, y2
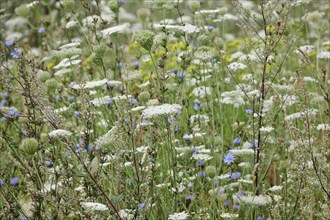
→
(108, 0, 119, 13)
(189, 1, 200, 13)
(15, 4, 29, 17)
(45, 79, 58, 93)
(37, 71, 51, 82)
(20, 138, 38, 156)
(198, 34, 212, 46)
(63, 0, 75, 11)
(138, 91, 150, 104)
(136, 30, 155, 51)
(137, 8, 150, 24)
(205, 165, 216, 178)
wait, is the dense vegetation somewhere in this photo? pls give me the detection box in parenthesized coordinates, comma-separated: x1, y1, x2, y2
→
(0, 0, 329, 219)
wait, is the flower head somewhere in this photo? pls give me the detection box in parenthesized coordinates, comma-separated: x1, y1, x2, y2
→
(11, 48, 21, 59)
(5, 40, 14, 47)
(193, 99, 202, 110)
(38, 27, 45, 34)
(176, 71, 186, 78)
(10, 177, 19, 185)
(224, 153, 235, 165)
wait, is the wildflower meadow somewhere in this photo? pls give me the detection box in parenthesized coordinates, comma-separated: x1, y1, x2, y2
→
(0, 0, 329, 219)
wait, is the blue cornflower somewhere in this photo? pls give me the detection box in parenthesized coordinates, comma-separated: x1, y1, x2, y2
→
(193, 99, 202, 110)
(208, 25, 215, 31)
(67, 95, 73, 102)
(10, 177, 19, 185)
(6, 109, 20, 118)
(213, 180, 219, 187)
(224, 199, 231, 208)
(118, 0, 125, 3)
(233, 205, 240, 210)
(185, 195, 195, 201)
(74, 111, 81, 118)
(174, 125, 178, 132)
(0, 179, 3, 185)
(183, 134, 191, 141)
(257, 216, 262, 220)
(133, 61, 139, 69)
(172, 68, 178, 74)
(224, 153, 235, 165)
(107, 98, 113, 105)
(5, 40, 14, 47)
(0, 100, 6, 108)
(138, 203, 145, 209)
(11, 48, 21, 59)
(245, 109, 253, 114)
(197, 160, 204, 167)
(252, 140, 258, 148)
(237, 190, 244, 197)
(176, 71, 186, 78)
(233, 137, 241, 145)
(230, 172, 241, 180)
(168, 116, 173, 124)
(56, 95, 61, 101)
(1, 117, 7, 122)
(45, 159, 53, 167)
(199, 171, 206, 178)
(141, 120, 149, 126)
(21, 218, 28, 220)
(129, 97, 138, 105)
(38, 27, 45, 34)
(3, 92, 9, 98)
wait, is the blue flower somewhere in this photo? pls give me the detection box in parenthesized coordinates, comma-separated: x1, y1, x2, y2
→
(74, 111, 81, 118)
(176, 71, 186, 78)
(116, 62, 122, 69)
(230, 172, 241, 180)
(185, 195, 195, 201)
(0, 100, 6, 108)
(252, 140, 258, 148)
(11, 48, 21, 59)
(141, 120, 149, 126)
(233, 137, 241, 145)
(5, 40, 14, 47)
(107, 99, 113, 105)
(199, 171, 206, 178)
(3, 92, 9, 98)
(138, 203, 145, 209)
(193, 99, 202, 110)
(208, 25, 215, 31)
(133, 61, 139, 69)
(0, 179, 3, 185)
(257, 216, 262, 220)
(183, 134, 191, 141)
(172, 68, 178, 74)
(10, 177, 19, 185)
(4, 109, 20, 120)
(56, 95, 61, 101)
(224, 199, 231, 207)
(129, 97, 138, 105)
(197, 160, 204, 167)
(174, 125, 178, 132)
(213, 180, 219, 187)
(118, 0, 125, 3)
(67, 95, 73, 102)
(1, 117, 7, 122)
(45, 159, 53, 167)
(233, 205, 240, 210)
(38, 27, 45, 34)
(245, 109, 253, 114)
(237, 190, 244, 197)
(224, 153, 235, 165)
(168, 116, 173, 124)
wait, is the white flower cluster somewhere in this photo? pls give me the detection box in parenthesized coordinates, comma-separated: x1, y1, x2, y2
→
(142, 104, 182, 119)
(81, 202, 108, 211)
(101, 23, 130, 36)
(48, 129, 72, 138)
(168, 211, 189, 220)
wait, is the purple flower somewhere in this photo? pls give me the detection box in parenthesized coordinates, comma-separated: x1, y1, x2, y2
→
(233, 205, 240, 210)
(183, 134, 191, 141)
(118, 0, 125, 3)
(3, 92, 9, 98)
(176, 71, 186, 78)
(1, 117, 7, 122)
(233, 138, 241, 145)
(116, 62, 122, 69)
(208, 25, 215, 31)
(45, 159, 53, 167)
(56, 95, 61, 101)
(11, 48, 21, 59)
(0, 179, 3, 185)
(257, 216, 262, 220)
(237, 190, 244, 197)
(185, 195, 195, 201)
(224, 199, 231, 208)
(193, 99, 202, 110)
(38, 27, 45, 34)
(141, 120, 149, 126)
(230, 172, 241, 180)
(174, 125, 178, 132)
(224, 153, 235, 165)
(138, 203, 145, 209)
(5, 40, 14, 47)
(213, 180, 219, 187)
(107, 99, 113, 105)
(252, 140, 258, 148)
(10, 177, 19, 185)
(67, 95, 73, 102)
(245, 109, 253, 114)
(129, 97, 138, 105)
(6, 109, 20, 118)
(133, 61, 139, 69)
(199, 171, 206, 178)
(74, 111, 81, 118)
(172, 68, 178, 74)
(0, 100, 6, 108)
(197, 160, 204, 167)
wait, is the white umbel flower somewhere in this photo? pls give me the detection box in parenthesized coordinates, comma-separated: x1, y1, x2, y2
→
(53, 56, 81, 69)
(229, 149, 254, 156)
(81, 202, 108, 211)
(317, 123, 330, 131)
(168, 211, 189, 220)
(101, 23, 130, 36)
(220, 90, 245, 108)
(228, 62, 247, 72)
(317, 51, 330, 59)
(239, 194, 272, 206)
(142, 104, 182, 119)
(220, 213, 239, 219)
(192, 86, 211, 98)
(259, 126, 274, 133)
(72, 79, 108, 90)
(48, 129, 72, 138)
